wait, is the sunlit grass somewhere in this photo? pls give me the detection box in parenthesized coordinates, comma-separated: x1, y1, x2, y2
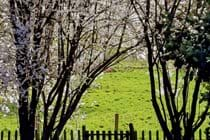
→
(0, 59, 209, 139)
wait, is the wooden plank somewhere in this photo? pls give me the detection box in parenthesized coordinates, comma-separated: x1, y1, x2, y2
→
(115, 114, 119, 131)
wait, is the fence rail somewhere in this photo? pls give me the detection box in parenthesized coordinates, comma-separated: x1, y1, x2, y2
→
(0, 128, 209, 140)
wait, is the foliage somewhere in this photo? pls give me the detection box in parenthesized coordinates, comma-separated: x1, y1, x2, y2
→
(131, 0, 210, 139)
(0, 1, 17, 111)
(165, 12, 210, 81)
(4, 0, 141, 140)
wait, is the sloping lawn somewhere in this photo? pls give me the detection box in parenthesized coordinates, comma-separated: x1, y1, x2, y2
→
(66, 61, 160, 131)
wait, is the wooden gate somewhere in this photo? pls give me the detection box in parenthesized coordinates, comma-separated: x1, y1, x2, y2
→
(82, 124, 137, 140)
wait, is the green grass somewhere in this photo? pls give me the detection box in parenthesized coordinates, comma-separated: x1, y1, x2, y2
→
(66, 60, 209, 133)
(0, 113, 18, 131)
(67, 60, 160, 131)
(0, 60, 209, 137)
(68, 66, 161, 131)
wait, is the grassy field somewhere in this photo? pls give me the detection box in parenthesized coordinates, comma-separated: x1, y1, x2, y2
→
(66, 61, 160, 131)
(0, 60, 209, 136)
(66, 60, 209, 133)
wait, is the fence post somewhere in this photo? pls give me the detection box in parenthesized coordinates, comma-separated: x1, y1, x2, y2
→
(115, 114, 119, 131)
(129, 123, 134, 140)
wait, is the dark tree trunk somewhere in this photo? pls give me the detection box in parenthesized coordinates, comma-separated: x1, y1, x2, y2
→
(16, 46, 30, 140)
(9, 0, 34, 139)
(15, 43, 33, 140)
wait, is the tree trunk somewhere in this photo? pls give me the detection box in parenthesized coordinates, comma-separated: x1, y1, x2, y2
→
(16, 45, 35, 140)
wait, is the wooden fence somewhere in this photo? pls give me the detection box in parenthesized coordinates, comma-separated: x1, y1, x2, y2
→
(82, 125, 137, 140)
(0, 128, 209, 140)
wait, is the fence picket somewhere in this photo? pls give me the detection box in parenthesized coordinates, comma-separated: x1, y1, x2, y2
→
(90, 131, 94, 140)
(96, 131, 100, 140)
(119, 131, 123, 140)
(0, 128, 206, 140)
(114, 131, 118, 140)
(108, 131, 112, 140)
(1, 131, 4, 140)
(125, 131, 129, 140)
(134, 131, 137, 140)
(7, 130, 10, 140)
(142, 130, 145, 140)
(69, 130, 73, 140)
(156, 130, 159, 140)
(15, 130, 18, 140)
(78, 130, 81, 140)
(149, 130, 152, 140)
(102, 131, 106, 140)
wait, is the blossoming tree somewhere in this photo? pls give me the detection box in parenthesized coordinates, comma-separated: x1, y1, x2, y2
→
(7, 0, 141, 140)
